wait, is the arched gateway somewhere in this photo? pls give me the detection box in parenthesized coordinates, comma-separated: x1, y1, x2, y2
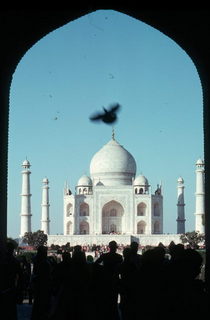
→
(102, 201, 124, 234)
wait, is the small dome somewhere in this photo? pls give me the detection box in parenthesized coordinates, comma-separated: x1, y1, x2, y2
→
(77, 175, 92, 186)
(134, 175, 149, 186)
(177, 177, 184, 183)
(43, 177, 49, 184)
(22, 159, 30, 167)
(196, 159, 204, 165)
(96, 181, 104, 186)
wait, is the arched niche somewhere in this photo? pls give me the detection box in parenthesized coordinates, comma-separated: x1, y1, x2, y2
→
(79, 203, 89, 216)
(102, 200, 124, 234)
(79, 220, 89, 234)
(137, 221, 146, 234)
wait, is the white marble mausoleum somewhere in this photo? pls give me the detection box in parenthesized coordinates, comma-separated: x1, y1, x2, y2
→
(63, 134, 163, 238)
(19, 132, 205, 247)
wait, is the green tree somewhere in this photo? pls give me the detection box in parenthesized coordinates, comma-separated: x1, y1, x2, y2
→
(7, 237, 19, 250)
(180, 231, 205, 249)
(23, 230, 48, 248)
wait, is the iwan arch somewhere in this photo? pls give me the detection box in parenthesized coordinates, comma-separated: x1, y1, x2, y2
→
(1, 11, 208, 251)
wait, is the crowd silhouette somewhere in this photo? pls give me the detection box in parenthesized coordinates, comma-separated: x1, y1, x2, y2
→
(0, 240, 208, 320)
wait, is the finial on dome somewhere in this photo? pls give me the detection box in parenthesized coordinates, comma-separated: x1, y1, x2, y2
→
(112, 127, 115, 140)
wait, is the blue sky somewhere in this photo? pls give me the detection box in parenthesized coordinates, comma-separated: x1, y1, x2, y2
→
(8, 10, 203, 238)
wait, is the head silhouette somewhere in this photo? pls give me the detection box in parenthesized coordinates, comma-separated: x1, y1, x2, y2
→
(123, 247, 131, 262)
(62, 251, 71, 263)
(37, 245, 48, 258)
(130, 241, 139, 254)
(181, 248, 203, 279)
(109, 240, 118, 252)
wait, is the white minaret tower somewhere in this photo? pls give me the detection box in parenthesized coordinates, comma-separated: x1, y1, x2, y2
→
(20, 159, 32, 237)
(176, 177, 185, 234)
(195, 159, 205, 233)
(41, 178, 50, 234)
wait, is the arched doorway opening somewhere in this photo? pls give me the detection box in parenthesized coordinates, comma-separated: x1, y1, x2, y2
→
(79, 221, 89, 234)
(66, 203, 73, 216)
(79, 203, 89, 216)
(137, 202, 147, 216)
(102, 200, 124, 234)
(137, 221, 146, 234)
(66, 221, 72, 235)
(153, 221, 160, 234)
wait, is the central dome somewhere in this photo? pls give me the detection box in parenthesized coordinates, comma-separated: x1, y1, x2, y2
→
(90, 138, 136, 186)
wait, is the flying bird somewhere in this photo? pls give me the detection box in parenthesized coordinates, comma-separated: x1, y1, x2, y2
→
(89, 103, 121, 124)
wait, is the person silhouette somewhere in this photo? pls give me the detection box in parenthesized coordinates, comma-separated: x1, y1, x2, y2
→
(31, 245, 52, 320)
(49, 251, 73, 320)
(94, 241, 123, 320)
(129, 241, 142, 270)
(118, 245, 142, 320)
(0, 241, 21, 320)
(165, 247, 208, 317)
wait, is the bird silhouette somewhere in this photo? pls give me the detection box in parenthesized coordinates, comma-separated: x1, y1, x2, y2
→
(89, 103, 121, 124)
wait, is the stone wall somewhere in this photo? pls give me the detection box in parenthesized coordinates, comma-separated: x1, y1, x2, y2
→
(47, 233, 181, 247)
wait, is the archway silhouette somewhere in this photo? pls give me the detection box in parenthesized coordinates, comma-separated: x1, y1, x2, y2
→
(8, 10, 202, 238)
(0, 9, 210, 290)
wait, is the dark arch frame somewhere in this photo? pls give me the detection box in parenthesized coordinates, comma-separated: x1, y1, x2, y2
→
(1, 8, 210, 288)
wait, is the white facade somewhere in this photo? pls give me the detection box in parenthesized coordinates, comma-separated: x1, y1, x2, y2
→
(64, 136, 163, 238)
(20, 160, 32, 236)
(195, 159, 205, 233)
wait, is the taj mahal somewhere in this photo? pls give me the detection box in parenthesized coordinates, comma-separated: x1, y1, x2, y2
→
(19, 132, 205, 247)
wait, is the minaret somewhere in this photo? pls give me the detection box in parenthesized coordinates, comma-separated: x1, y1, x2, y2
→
(176, 177, 185, 234)
(195, 159, 205, 233)
(41, 178, 50, 234)
(20, 159, 32, 237)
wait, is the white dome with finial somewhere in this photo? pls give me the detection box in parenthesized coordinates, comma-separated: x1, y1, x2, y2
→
(196, 158, 204, 165)
(43, 177, 49, 184)
(134, 175, 149, 186)
(177, 177, 184, 183)
(90, 131, 136, 186)
(22, 159, 31, 167)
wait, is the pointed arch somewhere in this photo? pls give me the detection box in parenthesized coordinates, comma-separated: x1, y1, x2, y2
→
(102, 200, 124, 234)
(80, 202, 89, 216)
(154, 203, 160, 216)
(137, 202, 147, 216)
(137, 221, 146, 234)
(66, 203, 73, 216)
(66, 221, 72, 235)
(80, 221, 89, 234)
(154, 221, 160, 233)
